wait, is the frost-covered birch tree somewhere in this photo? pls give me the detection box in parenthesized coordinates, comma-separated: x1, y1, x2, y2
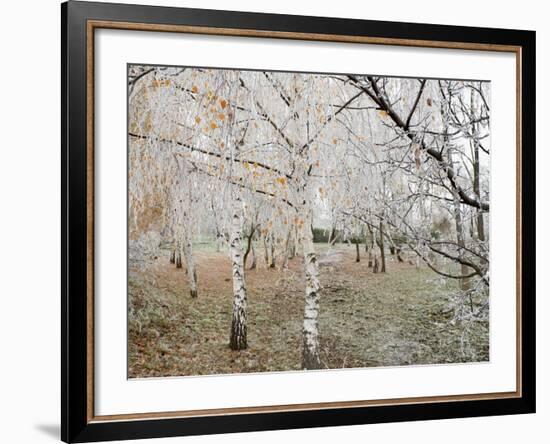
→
(128, 64, 491, 371)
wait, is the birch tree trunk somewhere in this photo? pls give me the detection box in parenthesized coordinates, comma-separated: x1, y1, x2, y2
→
(269, 236, 276, 269)
(452, 190, 470, 290)
(243, 227, 255, 269)
(446, 146, 471, 290)
(367, 225, 374, 267)
(169, 248, 176, 264)
(290, 226, 298, 258)
(471, 87, 486, 242)
(175, 240, 182, 268)
(378, 220, 386, 273)
(396, 247, 404, 263)
(373, 256, 379, 273)
(249, 245, 257, 270)
(181, 228, 198, 298)
(173, 159, 198, 296)
(229, 190, 248, 350)
(283, 228, 292, 269)
(263, 234, 269, 268)
(473, 139, 486, 242)
(327, 226, 337, 248)
(300, 207, 322, 370)
(386, 231, 404, 262)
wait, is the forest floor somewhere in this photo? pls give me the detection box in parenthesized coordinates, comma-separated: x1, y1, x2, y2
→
(128, 243, 489, 378)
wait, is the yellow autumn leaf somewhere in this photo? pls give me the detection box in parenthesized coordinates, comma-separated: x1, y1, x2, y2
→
(194, 116, 201, 124)
(191, 85, 198, 93)
(210, 122, 218, 130)
(218, 113, 225, 121)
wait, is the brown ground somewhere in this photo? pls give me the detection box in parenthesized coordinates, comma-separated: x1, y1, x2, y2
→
(128, 244, 489, 378)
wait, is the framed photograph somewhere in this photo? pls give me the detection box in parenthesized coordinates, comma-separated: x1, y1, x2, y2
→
(61, 1, 535, 442)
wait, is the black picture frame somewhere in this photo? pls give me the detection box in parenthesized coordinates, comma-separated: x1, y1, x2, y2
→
(62, 1, 536, 442)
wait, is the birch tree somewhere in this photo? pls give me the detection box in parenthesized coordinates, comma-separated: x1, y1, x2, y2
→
(128, 64, 491, 367)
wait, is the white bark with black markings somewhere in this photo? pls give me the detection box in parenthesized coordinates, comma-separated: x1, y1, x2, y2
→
(229, 189, 248, 350)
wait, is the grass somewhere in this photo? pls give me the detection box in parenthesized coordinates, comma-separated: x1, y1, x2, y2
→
(128, 244, 489, 378)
